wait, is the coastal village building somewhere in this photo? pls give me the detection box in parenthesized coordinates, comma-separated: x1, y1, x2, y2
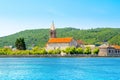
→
(76, 40, 84, 48)
(98, 44, 120, 56)
(46, 37, 77, 50)
(46, 22, 120, 56)
(46, 22, 78, 51)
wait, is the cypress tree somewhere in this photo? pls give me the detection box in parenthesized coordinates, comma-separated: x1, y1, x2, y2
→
(15, 38, 26, 50)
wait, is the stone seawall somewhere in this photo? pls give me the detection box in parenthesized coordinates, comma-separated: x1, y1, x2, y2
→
(0, 54, 119, 57)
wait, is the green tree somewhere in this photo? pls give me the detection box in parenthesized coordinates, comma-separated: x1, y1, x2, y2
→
(84, 47, 91, 54)
(32, 46, 40, 51)
(76, 47, 83, 54)
(15, 38, 26, 50)
(53, 48, 61, 54)
(0, 48, 12, 55)
(32, 46, 47, 55)
(39, 48, 47, 54)
(48, 48, 61, 54)
(1, 28, 120, 48)
(48, 50, 54, 54)
(92, 48, 99, 54)
(62, 47, 71, 54)
(63, 46, 76, 54)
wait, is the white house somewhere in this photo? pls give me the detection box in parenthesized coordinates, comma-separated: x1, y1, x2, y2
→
(46, 37, 77, 50)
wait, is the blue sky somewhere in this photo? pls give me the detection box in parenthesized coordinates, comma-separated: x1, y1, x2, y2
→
(0, 0, 120, 37)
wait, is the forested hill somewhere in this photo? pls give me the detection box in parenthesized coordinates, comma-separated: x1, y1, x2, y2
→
(0, 28, 120, 48)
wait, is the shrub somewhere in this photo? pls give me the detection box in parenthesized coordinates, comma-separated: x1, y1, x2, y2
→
(63, 46, 76, 54)
(92, 48, 99, 54)
(84, 47, 91, 54)
(76, 47, 83, 54)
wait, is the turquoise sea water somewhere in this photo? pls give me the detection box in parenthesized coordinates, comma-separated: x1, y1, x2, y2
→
(0, 58, 120, 80)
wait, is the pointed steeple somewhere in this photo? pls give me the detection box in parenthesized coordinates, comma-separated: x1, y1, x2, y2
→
(50, 21, 55, 30)
(50, 21, 56, 38)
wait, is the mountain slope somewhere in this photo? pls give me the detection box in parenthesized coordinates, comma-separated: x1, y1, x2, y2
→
(0, 28, 120, 48)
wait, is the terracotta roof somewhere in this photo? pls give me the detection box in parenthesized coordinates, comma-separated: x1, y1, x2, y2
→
(99, 45, 120, 49)
(113, 45, 120, 49)
(48, 37, 73, 43)
(77, 40, 84, 44)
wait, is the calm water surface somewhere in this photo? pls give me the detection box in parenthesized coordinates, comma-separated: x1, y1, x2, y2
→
(0, 57, 120, 80)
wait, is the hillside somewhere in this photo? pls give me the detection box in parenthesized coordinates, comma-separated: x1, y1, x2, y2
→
(0, 28, 120, 48)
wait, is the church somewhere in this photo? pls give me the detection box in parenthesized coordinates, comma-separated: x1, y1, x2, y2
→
(46, 22, 78, 50)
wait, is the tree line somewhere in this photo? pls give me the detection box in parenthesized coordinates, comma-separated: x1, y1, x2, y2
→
(0, 37, 99, 55)
(0, 47, 99, 55)
(0, 28, 120, 48)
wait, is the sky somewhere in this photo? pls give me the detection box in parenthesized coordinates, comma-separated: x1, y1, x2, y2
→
(0, 0, 120, 37)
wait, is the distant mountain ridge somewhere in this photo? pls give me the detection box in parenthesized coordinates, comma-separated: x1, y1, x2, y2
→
(0, 28, 120, 48)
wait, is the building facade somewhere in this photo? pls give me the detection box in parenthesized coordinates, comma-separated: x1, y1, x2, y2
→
(46, 22, 83, 51)
(98, 45, 120, 56)
(46, 37, 77, 50)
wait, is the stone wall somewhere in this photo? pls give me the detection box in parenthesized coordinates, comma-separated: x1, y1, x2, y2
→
(70, 39, 78, 47)
(107, 48, 120, 56)
(46, 43, 69, 50)
(46, 39, 77, 51)
(98, 48, 108, 56)
(98, 47, 120, 56)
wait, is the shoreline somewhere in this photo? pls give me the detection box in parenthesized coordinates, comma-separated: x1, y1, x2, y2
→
(0, 54, 120, 58)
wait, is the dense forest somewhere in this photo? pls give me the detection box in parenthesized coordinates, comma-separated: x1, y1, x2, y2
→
(0, 28, 120, 48)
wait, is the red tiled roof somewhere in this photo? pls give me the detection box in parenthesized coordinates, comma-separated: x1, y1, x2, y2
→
(48, 37, 73, 43)
(113, 45, 120, 49)
(99, 45, 120, 49)
(77, 40, 84, 44)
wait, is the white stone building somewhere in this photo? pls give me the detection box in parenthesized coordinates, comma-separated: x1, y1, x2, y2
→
(46, 37, 77, 50)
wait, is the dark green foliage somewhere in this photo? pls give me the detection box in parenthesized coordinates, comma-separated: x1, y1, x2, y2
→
(63, 46, 76, 54)
(63, 47, 96, 54)
(0, 46, 99, 55)
(0, 28, 120, 48)
(0, 48, 12, 55)
(75, 47, 83, 54)
(84, 47, 91, 54)
(48, 49, 61, 54)
(92, 47, 99, 54)
(15, 38, 26, 50)
(108, 34, 120, 45)
(32, 46, 47, 55)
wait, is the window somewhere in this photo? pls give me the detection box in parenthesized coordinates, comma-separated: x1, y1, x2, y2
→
(109, 50, 111, 53)
(118, 50, 120, 53)
(115, 50, 117, 53)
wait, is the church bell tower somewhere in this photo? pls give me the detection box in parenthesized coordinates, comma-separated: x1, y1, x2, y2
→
(50, 21, 56, 38)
